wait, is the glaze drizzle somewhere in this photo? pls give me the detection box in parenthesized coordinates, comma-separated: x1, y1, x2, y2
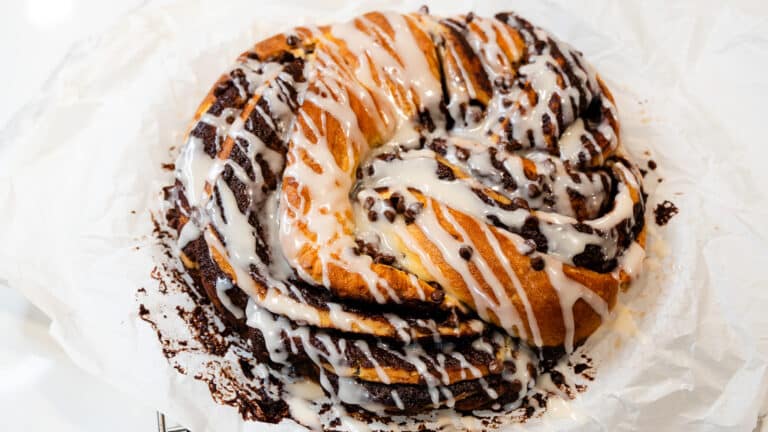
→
(169, 10, 646, 415)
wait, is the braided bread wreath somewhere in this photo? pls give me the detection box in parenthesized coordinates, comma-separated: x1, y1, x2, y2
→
(166, 8, 646, 424)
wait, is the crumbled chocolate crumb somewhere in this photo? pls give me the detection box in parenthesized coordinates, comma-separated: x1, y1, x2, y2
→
(573, 363, 589, 374)
(654, 200, 679, 226)
(239, 358, 255, 379)
(161, 163, 175, 171)
(377, 152, 397, 162)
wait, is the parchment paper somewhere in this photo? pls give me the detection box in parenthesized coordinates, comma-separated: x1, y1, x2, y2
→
(1, 0, 768, 430)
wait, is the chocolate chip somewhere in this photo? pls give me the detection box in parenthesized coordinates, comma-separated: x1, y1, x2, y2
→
(355, 166, 363, 180)
(549, 370, 565, 387)
(505, 141, 522, 153)
(459, 246, 473, 260)
(403, 202, 423, 224)
(493, 76, 508, 92)
(455, 147, 470, 161)
(430, 289, 445, 303)
(383, 210, 395, 223)
(648, 159, 657, 170)
(367, 210, 378, 222)
(366, 165, 375, 176)
(502, 174, 518, 191)
(527, 183, 541, 198)
(523, 239, 538, 254)
(225, 115, 235, 124)
(585, 96, 603, 124)
(428, 137, 447, 155)
(375, 254, 396, 265)
(521, 216, 548, 252)
(572, 223, 594, 234)
(417, 109, 436, 133)
(389, 193, 406, 214)
(530, 256, 545, 271)
(436, 161, 456, 181)
(516, 198, 532, 211)
(286, 34, 300, 47)
(465, 12, 475, 23)
(573, 244, 616, 273)
(363, 196, 375, 210)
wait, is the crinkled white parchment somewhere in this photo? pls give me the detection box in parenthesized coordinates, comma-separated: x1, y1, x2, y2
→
(1, 0, 768, 430)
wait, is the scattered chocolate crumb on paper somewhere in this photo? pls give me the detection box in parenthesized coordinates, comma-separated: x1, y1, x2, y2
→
(654, 200, 679, 226)
(137, 207, 596, 431)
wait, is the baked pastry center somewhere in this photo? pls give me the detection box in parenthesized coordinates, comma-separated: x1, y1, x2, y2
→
(167, 9, 646, 416)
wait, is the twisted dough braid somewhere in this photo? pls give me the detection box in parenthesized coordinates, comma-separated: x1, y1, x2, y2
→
(168, 10, 645, 413)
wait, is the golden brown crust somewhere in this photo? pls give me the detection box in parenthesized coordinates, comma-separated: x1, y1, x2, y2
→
(171, 11, 647, 405)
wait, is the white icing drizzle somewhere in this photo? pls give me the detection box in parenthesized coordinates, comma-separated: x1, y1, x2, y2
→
(215, 277, 244, 319)
(170, 10, 647, 418)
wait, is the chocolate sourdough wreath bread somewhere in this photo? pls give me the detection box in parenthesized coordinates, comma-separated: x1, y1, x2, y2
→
(165, 9, 646, 415)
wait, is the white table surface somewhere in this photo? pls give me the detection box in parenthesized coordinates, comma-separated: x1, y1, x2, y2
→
(1, 1, 767, 431)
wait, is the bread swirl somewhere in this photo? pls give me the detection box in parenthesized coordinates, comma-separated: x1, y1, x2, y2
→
(167, 10, 646, 414)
